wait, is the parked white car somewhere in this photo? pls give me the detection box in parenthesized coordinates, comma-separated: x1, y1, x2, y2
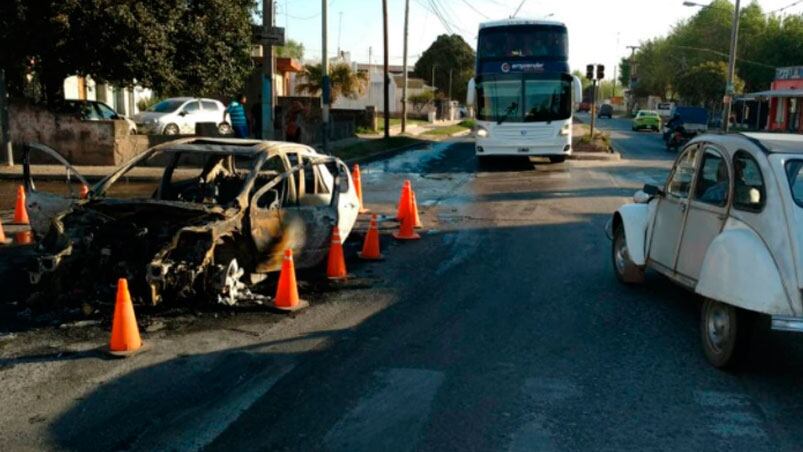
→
(133, 97, 232, 135)
(609, 133, 803, 368)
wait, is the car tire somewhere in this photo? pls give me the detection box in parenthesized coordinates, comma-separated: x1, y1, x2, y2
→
(549, 156, 566, 163)
(218, 122, 233, 136)
(700, 298, 752, 369)
(477, 155, 491, 169)
(163, 123, 180, 135)
(612, 222, 644, 284)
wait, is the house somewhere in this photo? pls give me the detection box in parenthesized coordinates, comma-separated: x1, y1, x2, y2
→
(746, 66, 803, 133)
(63, 75, 152, 117)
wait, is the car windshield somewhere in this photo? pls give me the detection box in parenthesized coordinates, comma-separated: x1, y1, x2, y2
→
(477, 73, 572, 123)
(148, 99, 185, 113)
(478, 25, 568, 59)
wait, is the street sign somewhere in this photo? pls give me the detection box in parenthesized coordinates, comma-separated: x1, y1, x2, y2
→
(258, 27, 285, 46)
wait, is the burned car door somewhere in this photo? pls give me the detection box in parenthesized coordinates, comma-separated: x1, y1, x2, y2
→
(22, 143, 90, 236)
(292, 154, 338, 268)
(250, 156, 291, 273)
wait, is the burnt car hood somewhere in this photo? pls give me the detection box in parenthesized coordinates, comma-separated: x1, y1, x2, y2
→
(32, 199, 234, 304)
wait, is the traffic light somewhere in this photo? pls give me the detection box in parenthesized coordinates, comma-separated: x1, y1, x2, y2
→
(596, 64, 605, 80)
(586, 64, 594, 80)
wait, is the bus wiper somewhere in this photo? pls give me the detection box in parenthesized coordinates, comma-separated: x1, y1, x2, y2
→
(497, 101, 519, 125)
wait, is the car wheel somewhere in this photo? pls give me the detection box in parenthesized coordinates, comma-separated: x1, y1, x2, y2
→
(612, 222, 644, 284)
(218, 122, 233, 136)
(163, 123, 180, 135)
(215, 258, 247, 306)
(549, 155, 566, 163)
(700, 298, 752, 368)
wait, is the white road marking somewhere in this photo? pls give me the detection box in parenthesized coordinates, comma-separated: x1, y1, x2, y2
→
(324, 368, 445, 452)
(508, 377, 581, 452)
(694, 389, 768, 439)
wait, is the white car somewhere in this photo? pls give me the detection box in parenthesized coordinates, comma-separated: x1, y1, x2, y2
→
(133, 97, 232, 135)
(609, 133, 803, 368)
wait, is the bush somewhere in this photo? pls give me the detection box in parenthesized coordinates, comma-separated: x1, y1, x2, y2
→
(137, 97, 160, 112)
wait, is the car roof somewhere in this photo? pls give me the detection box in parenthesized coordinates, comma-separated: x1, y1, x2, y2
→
(158, 137, 321, 158)
(741, 133, 803, 154)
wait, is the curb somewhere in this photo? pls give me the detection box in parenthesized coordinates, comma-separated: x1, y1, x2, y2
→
(569, 150, 621, 161)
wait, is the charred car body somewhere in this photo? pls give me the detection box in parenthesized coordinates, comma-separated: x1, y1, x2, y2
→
(24, 138, 359, 305)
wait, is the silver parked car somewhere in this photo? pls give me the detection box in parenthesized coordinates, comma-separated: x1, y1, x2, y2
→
(609, 133, 803, 368)
(133, 97, 232, 135)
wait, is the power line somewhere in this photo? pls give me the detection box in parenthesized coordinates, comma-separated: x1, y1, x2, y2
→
(769, 0, 803, 14)
(460, 0, 490, 17)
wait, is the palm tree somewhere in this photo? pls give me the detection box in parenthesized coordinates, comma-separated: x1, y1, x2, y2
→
(296, 62, 367, 103)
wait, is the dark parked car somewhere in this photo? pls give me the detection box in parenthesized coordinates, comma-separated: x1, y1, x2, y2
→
(597, 104, 613, 119)
(59, 99, 137, 133)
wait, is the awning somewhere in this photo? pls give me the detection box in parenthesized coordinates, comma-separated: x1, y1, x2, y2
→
(743, 89, 803, 99)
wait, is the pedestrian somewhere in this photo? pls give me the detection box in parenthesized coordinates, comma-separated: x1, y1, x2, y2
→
(224, 94, 249, 138)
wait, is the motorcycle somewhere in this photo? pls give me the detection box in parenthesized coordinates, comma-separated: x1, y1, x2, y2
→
(663, 125, 695, 151)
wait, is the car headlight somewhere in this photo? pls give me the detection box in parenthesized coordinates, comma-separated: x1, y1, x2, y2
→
(559, 123, 570, 136)
(476, 127, 489, 138)
(150, 118, 159, 124)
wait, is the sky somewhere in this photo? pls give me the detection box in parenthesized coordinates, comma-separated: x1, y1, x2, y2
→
(275, 0, 803, 79)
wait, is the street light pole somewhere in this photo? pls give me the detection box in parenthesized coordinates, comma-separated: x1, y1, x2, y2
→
(724, 0, 741, 133)
(322, 0, 330, 153)
(401, 0, 410, 133)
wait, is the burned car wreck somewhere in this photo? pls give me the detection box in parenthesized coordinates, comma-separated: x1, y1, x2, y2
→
(24, 138, 359, 306)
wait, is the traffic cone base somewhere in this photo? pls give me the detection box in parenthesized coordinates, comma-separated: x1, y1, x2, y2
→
(393, 230, 421, 240)
(274, 298, 309, 312)
(14, 230, 33, 245)
(0, 217, 9, 245)
(358, 251, 384, 260)
(108, 278, 143, 357)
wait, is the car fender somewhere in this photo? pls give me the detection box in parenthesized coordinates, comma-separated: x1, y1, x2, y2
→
(695, 226, 795, 316)
(612, 203, 650, 266)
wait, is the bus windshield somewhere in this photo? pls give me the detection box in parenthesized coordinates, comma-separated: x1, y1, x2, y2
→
(478, 25, 567, 60)
(477, 74, 572, 123)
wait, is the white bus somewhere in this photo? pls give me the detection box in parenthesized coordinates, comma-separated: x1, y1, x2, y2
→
(466, 19, 582, 163)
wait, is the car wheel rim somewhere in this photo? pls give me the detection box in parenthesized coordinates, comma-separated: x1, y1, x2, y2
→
(706, 303, 732, 353)
(218, 259, 245, 306)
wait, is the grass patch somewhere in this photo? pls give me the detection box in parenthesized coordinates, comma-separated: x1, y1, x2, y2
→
(421, 122, 473, 136)
(458, 119, 476, 128)
(572, 123, 611, 153)
(356, 118, 426, 134)
(333, 136, 427, 161)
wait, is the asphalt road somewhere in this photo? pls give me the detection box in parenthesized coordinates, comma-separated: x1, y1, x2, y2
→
(4, 122, 803, 451)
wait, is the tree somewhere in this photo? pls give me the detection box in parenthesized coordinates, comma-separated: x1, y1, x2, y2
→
(571, 70, 591, 91)
(617, 57, 631, 88)
(0, 0, 257, 105)
(413, 34, 475, 103)
(296, 62, 367, 103)
(676, 61, 744, 109)
(409, 90, 434, 112)
(276, 39, 305, 60)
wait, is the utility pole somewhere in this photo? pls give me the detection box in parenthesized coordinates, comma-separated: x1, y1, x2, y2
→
(0, 69, 12, 167)
(431, 65, 436, 92)
(626, 45, 639, 113)
(382, 0, 390, 139)
(337, 11, 343, 55)
(724, 0, 741, 133)
(322, 0, 330, 152)
(401, 0, 410, 133)
(261, 0, 276, 140)
(368, 46, 373, 105)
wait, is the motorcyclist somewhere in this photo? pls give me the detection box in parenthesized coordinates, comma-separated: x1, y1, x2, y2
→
(664, 113, 684, 142)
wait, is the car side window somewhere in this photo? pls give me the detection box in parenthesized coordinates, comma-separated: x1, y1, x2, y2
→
(666, 145, 699, 199)
(183, 101, 201, 114)
(96, 103, 119, 119)
(694, 147, 729, 207)
(202, 101, 219, 111)
(733, 151, 766, 212)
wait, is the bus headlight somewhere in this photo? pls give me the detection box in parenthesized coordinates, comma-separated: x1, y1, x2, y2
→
(476, 127, 489, 138)
(559, 123, 571, 136)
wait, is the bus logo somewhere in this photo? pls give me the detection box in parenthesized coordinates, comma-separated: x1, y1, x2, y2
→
(501, 62, 511, 73)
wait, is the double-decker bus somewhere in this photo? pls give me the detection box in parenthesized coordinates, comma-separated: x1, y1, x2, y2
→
(466, 19, 582, 163)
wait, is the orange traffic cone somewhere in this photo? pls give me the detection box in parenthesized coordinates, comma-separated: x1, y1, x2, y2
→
(14, 230, 33, 245)
(358, 214, 384, 260)
(352, 164, 369, 214)
(393, 192, 421, 241)
(274, 249, 308, 311)
(13, 185, 29, 225)
(326, 226, 348, 280)
(80, 184, 90, 199)
(411, 190, 422, 229)
(109, 278, 143, 356)
(395, 180, 412, 221)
